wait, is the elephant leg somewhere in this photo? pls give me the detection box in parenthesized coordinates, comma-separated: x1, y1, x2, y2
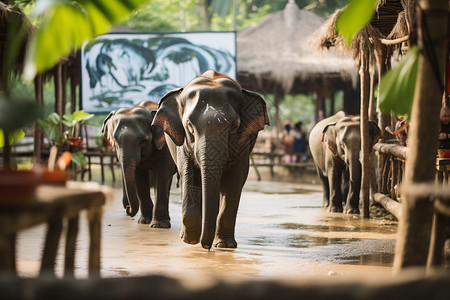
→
(341, 170, 349, 204)
(214, 163, 249, 248)
(316, 167, 330, 208)
(213, 174, 243, 248)
(179, 153, 202, 244)
(150, 167, 173, 229)
(135, 168, 153, 224)
(344, 180, 361, 214)
(328, 166, 343, 212)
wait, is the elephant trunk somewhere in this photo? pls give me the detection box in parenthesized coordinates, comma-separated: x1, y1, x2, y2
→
(349, 158, 361, 183)
(198, 141, 226, 249)
(120, 155, 140, 217)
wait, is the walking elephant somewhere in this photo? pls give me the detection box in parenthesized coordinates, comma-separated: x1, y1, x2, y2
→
(309, 111, 381, 214)
(102, 100, 177, 227)
(152, 70, 269, 249)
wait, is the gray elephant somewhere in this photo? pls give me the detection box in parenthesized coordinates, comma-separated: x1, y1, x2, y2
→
(102, 100, 177, 227)
(152, 70, 269, 249)
(309, 111, 381, 214)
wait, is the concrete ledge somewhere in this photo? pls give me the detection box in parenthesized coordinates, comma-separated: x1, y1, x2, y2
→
(1, 270, 449, 299)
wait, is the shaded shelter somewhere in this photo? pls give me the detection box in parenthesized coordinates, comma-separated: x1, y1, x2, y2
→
(236, 0, 359, 133)
(312, 0, 450, 271)
(310, 0, 407, 218)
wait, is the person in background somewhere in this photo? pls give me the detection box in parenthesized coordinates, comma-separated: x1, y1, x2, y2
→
(438, 106, 450, 158)
(281, 121, 295, 163)
(293, 121, 306, 162)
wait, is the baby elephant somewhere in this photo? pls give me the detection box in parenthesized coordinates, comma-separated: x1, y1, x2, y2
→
(102, 100, 177, 227)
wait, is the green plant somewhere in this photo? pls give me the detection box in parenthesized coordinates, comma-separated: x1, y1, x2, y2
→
(37, 110, 95, 146)
(36, 110, 97, 168)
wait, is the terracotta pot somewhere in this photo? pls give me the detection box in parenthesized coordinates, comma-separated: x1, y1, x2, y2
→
(68, 136, 83, 147)
(41, 168, 69, 186)
(0, 169, 40, 207)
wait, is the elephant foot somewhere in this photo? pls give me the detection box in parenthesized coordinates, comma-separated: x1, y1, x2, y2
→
(150, 219, 171, 228)
(137, 215, 152, 224)
(180, 226, 201, 245)
(214, 238, 237, 248)
(344, 206, 360, 214)
(329, 205, 343, 213)
(322, 201, 329, 208)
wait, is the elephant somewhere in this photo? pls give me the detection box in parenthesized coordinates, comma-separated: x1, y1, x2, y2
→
(102, 100, 177, 227)
(308, 111, 381, 214)
(152, 70, 269, 249)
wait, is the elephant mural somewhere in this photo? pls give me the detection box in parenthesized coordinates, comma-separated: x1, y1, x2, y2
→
(102, 100, 177, 227)
(309, 111, 381, 214)
(152, 70, 269, 249)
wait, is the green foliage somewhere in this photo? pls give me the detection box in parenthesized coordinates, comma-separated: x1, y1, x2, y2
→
(24, 0, 150, 79)
(378, 47, 419, 121)
(336, 0, 376, 45)
(37, 110, 96, 146)
(0, 128, 25, 148)
(266, 94, 316, 129)
(71, 152, 88, 168)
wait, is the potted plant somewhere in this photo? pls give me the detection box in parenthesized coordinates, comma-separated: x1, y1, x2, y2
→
(36, 110, 96, 169)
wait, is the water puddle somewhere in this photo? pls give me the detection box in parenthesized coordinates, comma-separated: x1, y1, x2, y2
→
(280, 222, 397, 234)
(15, 178, 398, 280)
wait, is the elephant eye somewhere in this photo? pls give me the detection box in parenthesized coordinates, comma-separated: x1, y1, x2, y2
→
(186, 120, 194, 134)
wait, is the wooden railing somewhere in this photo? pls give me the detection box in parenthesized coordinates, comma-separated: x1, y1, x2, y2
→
(372, 142, 408, 220)
(249, 152, 315, 180)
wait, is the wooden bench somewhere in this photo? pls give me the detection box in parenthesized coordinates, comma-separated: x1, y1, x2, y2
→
(0, 184, 106, 278)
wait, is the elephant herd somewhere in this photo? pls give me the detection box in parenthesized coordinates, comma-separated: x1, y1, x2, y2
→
(102, 70, 381, 250)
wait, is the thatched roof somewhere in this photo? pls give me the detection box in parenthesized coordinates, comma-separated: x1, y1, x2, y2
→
(310, 0, 407, 69)
(236, 0, 357, 94)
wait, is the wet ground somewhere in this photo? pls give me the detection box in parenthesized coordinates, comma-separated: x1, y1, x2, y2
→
(15, 167, 398, 284)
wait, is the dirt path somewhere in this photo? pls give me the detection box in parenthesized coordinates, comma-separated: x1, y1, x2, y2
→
(15, 175, 398, 285)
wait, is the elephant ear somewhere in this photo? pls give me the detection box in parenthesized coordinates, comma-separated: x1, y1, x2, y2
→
(152, 88, 185, 146)
(149, 110, 166, 150)
(102, 111, 117, 148)
(237, 89, 270, 149)
(369, 120, 382, 148)
(322, 122, 338, 156)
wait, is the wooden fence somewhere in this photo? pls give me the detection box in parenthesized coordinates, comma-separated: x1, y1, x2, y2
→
(373, 142, 450, 269)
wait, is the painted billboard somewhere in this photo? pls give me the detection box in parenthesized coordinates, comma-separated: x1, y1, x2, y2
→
(81, 32, 236, 113)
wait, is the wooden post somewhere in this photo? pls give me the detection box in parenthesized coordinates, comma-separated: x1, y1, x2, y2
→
(34, 74, 43, 164)
(360, 49, 371, 218)
(54, 63, 64, 140)
(393, 0, 448, 272)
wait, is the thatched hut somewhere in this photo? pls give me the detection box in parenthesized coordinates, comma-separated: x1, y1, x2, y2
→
(236, 0, 359, 131)
(310, 0, 410, 218)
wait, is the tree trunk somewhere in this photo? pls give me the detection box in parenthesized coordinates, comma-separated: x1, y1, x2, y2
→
(360, 48, 371, 218)
(393, 0, 448, 272)
(199, 0, 211, 30)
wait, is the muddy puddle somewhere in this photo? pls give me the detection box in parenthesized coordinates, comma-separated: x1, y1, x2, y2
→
(15, 176, 398, 282)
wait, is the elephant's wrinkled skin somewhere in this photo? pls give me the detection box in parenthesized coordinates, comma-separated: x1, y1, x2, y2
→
(309, 111, 381, 214)
(152, 70, 269, 249)
(102, 100, 177, 227)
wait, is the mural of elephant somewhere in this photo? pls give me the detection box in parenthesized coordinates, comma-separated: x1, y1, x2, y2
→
(152, 70, 269, 249)
(102, 100, 177, 227)
(309, 111, 381, 214)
